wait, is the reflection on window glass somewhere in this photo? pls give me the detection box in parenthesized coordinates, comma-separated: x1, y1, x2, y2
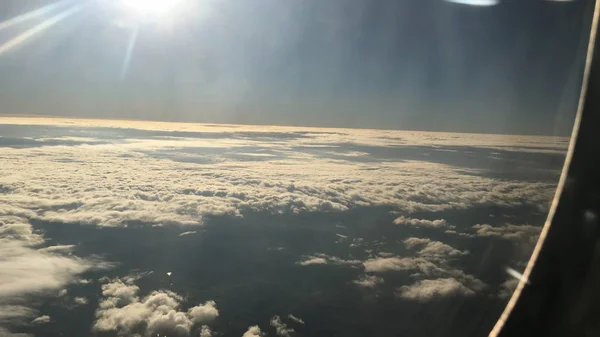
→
(0, 0, 592, 336)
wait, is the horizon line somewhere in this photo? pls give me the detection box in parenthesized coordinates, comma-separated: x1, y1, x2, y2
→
(0, 113, 571, 138)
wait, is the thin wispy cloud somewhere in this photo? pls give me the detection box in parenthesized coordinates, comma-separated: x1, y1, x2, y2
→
(0, 216, 112, 335)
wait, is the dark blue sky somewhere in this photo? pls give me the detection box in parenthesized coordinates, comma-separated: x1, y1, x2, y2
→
(0, 0, 593, 134)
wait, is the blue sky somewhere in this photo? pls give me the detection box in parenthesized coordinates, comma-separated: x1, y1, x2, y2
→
(0, 0, 592, 134)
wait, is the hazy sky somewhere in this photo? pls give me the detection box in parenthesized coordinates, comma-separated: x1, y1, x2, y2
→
(0, 0, 593, 134)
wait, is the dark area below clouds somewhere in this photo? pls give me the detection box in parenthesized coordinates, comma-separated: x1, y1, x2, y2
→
(25, 203, 543, 337)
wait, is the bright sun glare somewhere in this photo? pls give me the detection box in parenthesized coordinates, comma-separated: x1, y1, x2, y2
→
(120, 0, 185, 17)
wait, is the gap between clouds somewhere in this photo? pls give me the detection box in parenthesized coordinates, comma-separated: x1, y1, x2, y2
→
(0, 215, 113, 336)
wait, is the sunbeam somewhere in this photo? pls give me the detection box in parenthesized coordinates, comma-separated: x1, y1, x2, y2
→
(0, 5, 83, 55)
(0, 0, 72, 32)
(120, 25, 139, 79)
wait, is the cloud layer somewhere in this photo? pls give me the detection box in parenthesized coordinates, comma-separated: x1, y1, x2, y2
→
(0, 119, 564, 335)
(0, 120, 561, 229)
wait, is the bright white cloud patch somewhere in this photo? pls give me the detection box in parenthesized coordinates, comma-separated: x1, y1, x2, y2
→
(297, 257, 327, 266)
(393, 216, 450, 228)
(0, 238, 94, 298)
(31, 315, 51, 324)
(93, 278, 218, 337)
(364, 257, 436, 273)
(296, 253, 361, 267)
(242, 325, 264, 337)
(353, 275, 384, 288)
(403, 237, 432, 248)
(396, 278, 476, 300)
(364, 237, 485, 301)
(188, 301, 220, 324)
(199, 325, 213, 337)
(472, 223, 540, 245)
(360, 230, 485, 301)
(403, 238, 467, 258)
(74, 297, 88, 305)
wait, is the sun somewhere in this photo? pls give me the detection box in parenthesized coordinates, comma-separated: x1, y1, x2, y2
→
(120, 0, 186, 17)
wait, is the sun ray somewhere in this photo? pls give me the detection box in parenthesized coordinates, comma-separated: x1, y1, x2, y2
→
(0, 0, 72, 32)
(120, 25, 139, 79)
(0, 5, 83, 56)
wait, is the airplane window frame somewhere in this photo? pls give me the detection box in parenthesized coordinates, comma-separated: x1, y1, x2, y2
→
(492, 1, 600, 336)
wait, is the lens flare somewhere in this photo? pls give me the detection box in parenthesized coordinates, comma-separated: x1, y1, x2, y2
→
(0, 5, 82, 55)
(121, 0, 185, 17)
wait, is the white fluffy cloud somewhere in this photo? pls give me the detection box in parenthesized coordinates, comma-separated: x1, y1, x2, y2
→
(188, 301, 220, 324)
(0, 239, 92, 298)
(199, 325, 213, 337)
(0, 119, 560, 228)
(393, 216, 451, 228)
(296, 253, 361, 267)
(270, 316, 294, 337)
(364, 236, 485, 301)
(402, 237, 432, 248)
(31, 315, 51, 324)
(74, 297, 88, 305)
(93, 278, 218, 337)
(472, 224, 540, 245)
(242, 325, 263, 337)
(403, 238, 467, 258)
(364, 257, 436, 273)
(297, 257, 327, 266)
(396, 278, 477, 301)
(353, 275, 384, 288)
